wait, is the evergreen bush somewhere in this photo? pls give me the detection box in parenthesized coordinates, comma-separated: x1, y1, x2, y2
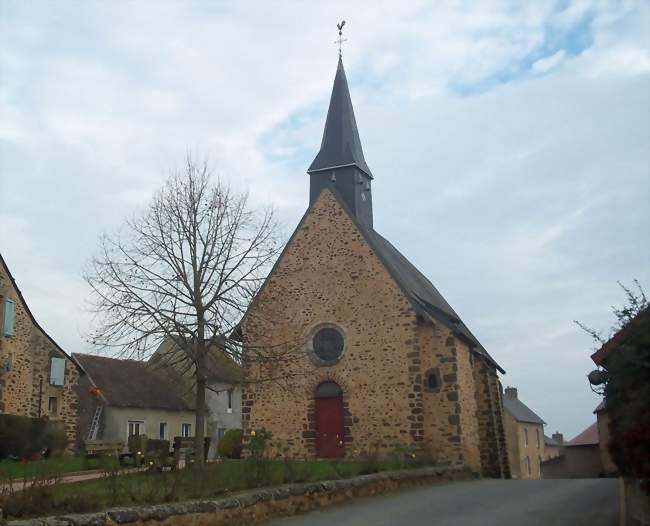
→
(217, 429, 243, 459)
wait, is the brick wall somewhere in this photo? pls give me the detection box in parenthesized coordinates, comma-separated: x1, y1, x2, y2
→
(0, 260, 80, 447)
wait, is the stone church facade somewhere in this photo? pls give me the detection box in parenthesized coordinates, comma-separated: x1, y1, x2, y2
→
(241, 57, 509, 477)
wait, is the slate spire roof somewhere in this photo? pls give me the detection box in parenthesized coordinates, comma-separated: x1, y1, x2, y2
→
(308, 57, 373, 178)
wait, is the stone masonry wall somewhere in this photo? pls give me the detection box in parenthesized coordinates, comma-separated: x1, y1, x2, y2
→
(473, 358, 510, 477)
(243, 190, 467, 463)
(0, 262, 80, 447)
(417, 322, 481, 471)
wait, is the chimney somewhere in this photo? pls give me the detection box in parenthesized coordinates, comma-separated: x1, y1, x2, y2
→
(552, 432, 564, 445)
(504, 386, 518, 399)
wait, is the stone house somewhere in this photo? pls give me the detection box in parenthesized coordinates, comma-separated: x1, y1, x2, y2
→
(503, 386, 546, 479)
(150, 338, 243, 458)
(73, 353, 195, 450)
(239, 57, 509, 477)
(593, 400, 617, 475)
(0, 252, 82, 447)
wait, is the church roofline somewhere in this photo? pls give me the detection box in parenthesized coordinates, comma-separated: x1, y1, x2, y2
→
(235, 187, 505, 374)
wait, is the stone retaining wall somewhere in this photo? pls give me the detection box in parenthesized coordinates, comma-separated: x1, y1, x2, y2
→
(6, 467, 474, 526)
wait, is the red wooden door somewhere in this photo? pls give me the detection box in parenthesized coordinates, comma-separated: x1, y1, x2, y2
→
(315, 396, 344, 458)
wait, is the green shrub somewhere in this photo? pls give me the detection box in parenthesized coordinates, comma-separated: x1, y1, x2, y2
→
(0, 415, 68, 458)
(217, 429, 243, 459)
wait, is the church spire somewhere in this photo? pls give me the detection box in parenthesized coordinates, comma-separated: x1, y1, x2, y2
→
(307, 57, 373, 178)
(308, 38, 374, 228)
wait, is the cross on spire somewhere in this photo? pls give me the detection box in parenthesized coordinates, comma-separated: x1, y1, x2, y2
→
(335, 20, 347, 58)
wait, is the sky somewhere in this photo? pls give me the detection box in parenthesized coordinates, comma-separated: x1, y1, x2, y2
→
(1, 1, 648, 438)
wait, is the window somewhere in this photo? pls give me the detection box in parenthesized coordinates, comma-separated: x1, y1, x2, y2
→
(311, 325, 345, 363)
(49, 357, 66, 386)
(159, 422, 168, 440)
(128, 421, 144, 438)
(181, 423, 192, 438)
(424, 368, 441, 391)
(525, 456, 531, 476)
(524, 428, 529, 447)
(217, 427, 227, 441)
(48, 397, 58, 417)
(226, 389, 233, 414)
(536, 428, 540, 449)
(3, 298, 15, 337)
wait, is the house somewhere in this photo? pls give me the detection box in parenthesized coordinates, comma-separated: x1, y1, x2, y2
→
(589, 306, 649, 525)
(0, 253, 83, 447)
(541, 421, 603, 479)
(502, 386, 546, 479)
(150, 338, 243, 458)
(239, 56, 510, 477)
(593, 400, 617, 476)
(73, 353, 195, 448)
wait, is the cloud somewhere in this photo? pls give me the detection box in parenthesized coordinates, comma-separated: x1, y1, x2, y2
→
(532, 50, 567, 74)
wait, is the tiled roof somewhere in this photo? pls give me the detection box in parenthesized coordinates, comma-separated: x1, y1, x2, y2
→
(591, 306, 650, 366)
(567, 422, 599, 446)
(73, 353, 193, 411)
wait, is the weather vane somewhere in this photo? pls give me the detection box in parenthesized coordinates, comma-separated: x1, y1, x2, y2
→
(335, 20, 346, 58)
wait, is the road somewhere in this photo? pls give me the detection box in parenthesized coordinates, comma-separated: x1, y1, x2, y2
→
(264, 478, 619, 526)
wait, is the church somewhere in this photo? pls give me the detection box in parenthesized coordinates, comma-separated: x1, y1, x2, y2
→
(240, 55, 510, 477)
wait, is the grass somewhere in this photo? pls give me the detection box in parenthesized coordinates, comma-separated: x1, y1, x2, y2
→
(0, 457, 431, 519)
(0, 455, 93, 481)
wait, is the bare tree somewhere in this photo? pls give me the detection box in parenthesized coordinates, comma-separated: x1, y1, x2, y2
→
(85, 157, 288, 466)
(574, 280, 648, 346)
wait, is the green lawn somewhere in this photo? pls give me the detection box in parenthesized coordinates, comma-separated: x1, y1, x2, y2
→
(0, 455, 92, 481)
(1, 457, 429, 519)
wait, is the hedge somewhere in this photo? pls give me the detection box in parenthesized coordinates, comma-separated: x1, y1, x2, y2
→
(0, 414, 68, 458)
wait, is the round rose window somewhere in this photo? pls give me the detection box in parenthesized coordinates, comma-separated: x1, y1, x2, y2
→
(312, 327, 345, 363)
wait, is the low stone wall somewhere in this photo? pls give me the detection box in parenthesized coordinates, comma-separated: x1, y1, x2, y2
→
(6, 466, 474, 526)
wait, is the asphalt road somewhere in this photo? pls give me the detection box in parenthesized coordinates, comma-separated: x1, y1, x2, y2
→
(263, 478, 619, 526)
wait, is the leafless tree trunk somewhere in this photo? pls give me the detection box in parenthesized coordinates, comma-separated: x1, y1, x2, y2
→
(85, 156, 291, 466)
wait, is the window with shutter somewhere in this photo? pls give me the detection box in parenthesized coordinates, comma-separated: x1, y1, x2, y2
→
(49, 357, 66, 386)
(3, 298, 15, 337)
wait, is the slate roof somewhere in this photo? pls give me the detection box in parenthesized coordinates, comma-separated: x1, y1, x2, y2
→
(151, 337, 243, 385)
(364, 228, 503, 372)
(544, 434, 561, 447)
(73, 353, 193, 411)
(503, 394, 546, 425)
(308, 57, 373, 178)
(567, 422, 599, 446)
